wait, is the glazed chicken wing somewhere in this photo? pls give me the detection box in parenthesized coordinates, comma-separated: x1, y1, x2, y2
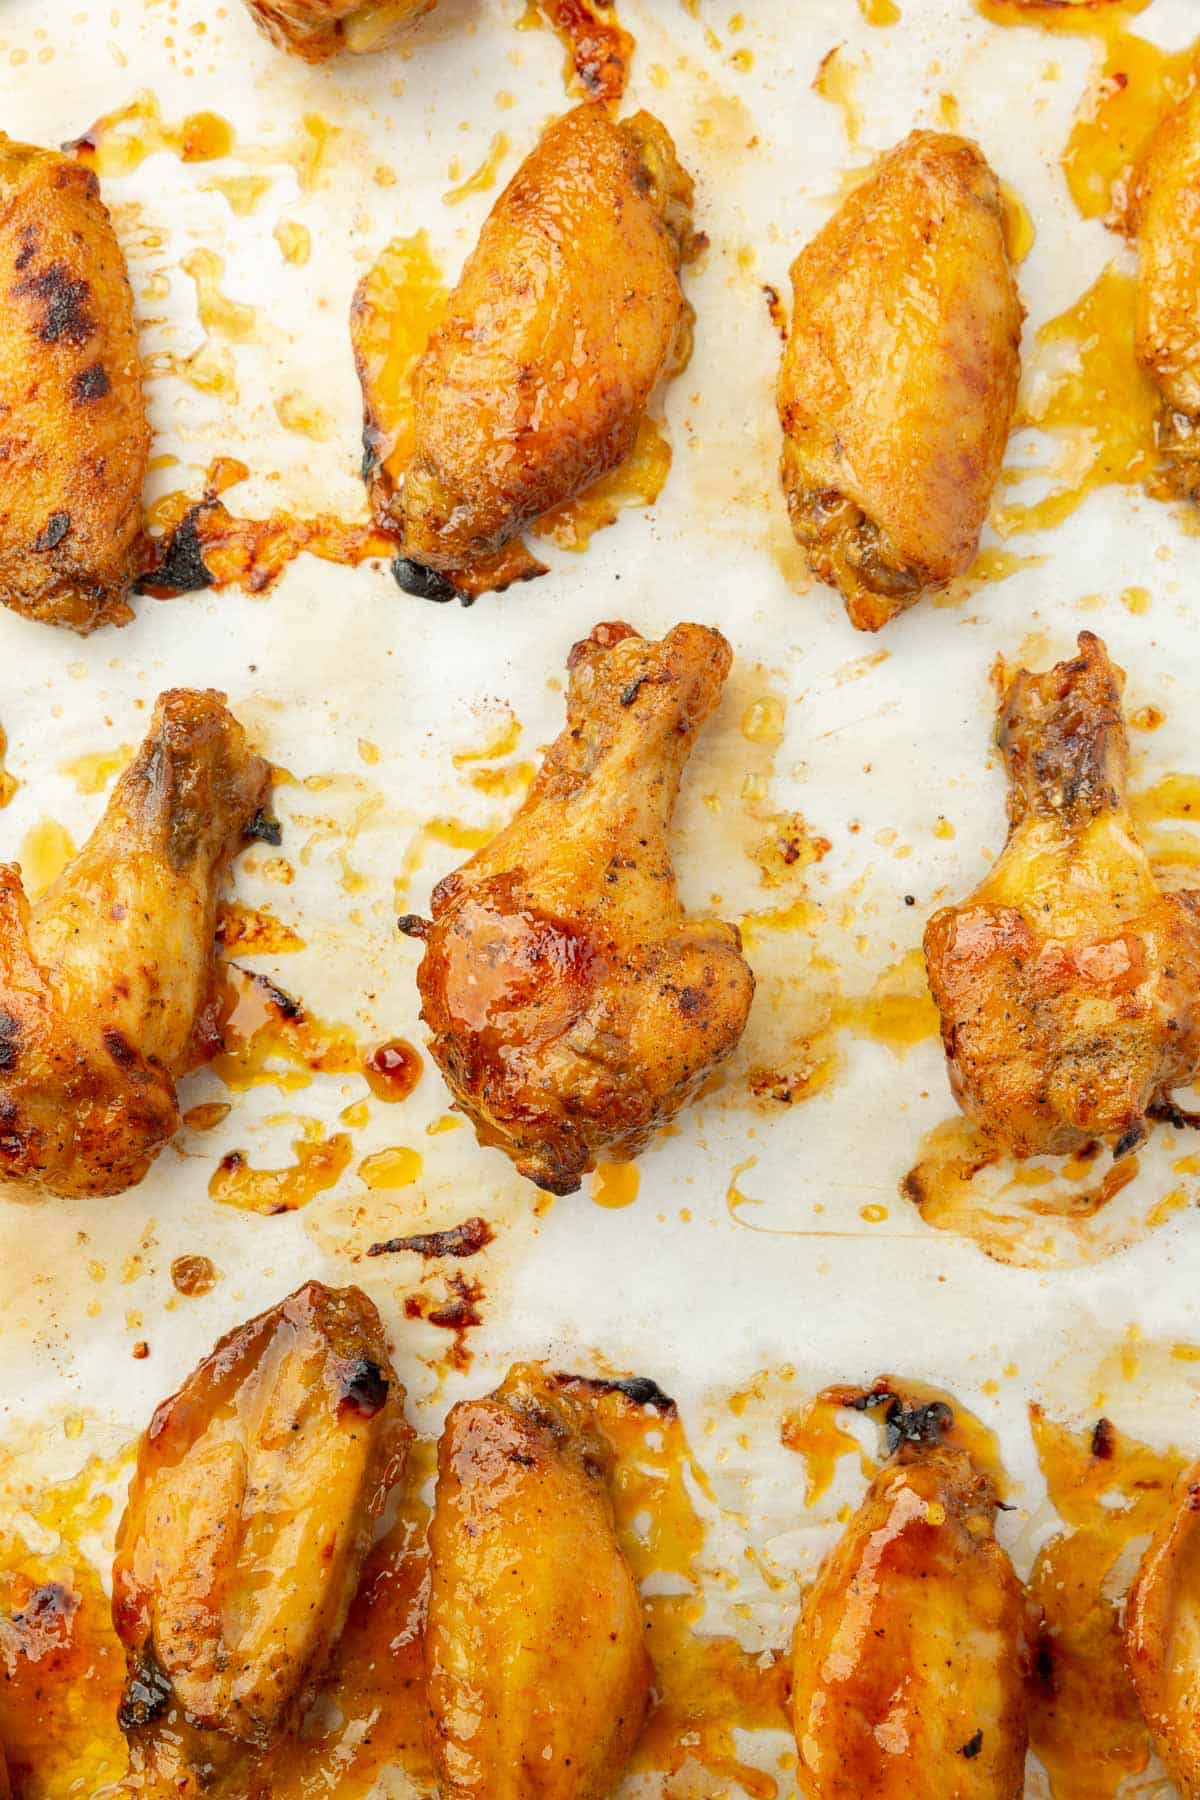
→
(239, 0, 435, 59)
(1125, 1458, 1200, 1796)
(791, 1400, 1031, 1798)
(400, 621, 754, 1193)
(778, 130, 1022, 631)
(925, 633, 1200, 1158)
(0, 689, 269, 1198)
(426, 1363, 652, 1799)
(1130, 72, 1200, 499)
(0, 137, 149, 632)
(113, 1281, 408, 1798)
(363, 103, 692, 581)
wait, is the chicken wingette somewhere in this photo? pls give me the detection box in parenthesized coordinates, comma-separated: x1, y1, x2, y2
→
(1124, 1458, 1200, 1797)
(0, 689, 269, 1197)
(239, 0, 436, 59)
(356, 103, 693, 584)
(924, 633, 1200, 1158)
(778, 130, 1022, 631)
(425, 1363, 651, 1799)
(399, 621, 754, 1194)
(0, 137, 149, 631)
(791, 1397, 1032, 1798)
(113, 1282, 409, 1798)
(1130, 72, 1200, 499)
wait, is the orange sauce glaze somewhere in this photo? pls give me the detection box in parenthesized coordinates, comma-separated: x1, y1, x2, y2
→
(216, 901, 305, 955)
(211, 964, 360, 1093)
(209, 1125, 353, 1215)
(0, 1390, 791, 1795)
(531, 0, 634, 104)
(1028, 1404, 1184, 1800)
(363, 1037, 424, 1102)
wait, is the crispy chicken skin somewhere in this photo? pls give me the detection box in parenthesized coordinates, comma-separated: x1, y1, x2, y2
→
(778, 130, 1021, 631)
(791, 1415, 1031, 1798)
(394, 104, 693, 573)
(426, 1363, 652, 1800)
(0, 137, 148, 632)
(0, 690, 269, 1198)
(925, 633, 1200, 1159)
(1130, 74, 1200, 498)
(400, 621, 754, 1194)
(113, 1282, 409, 1798)
(1124, 1458, 1200, 1797)
(240, 0, 436, 59)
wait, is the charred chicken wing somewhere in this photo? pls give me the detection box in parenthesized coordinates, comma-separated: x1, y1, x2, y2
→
(1130, 74, 1200, 498)
(778, 130, 1022, 631)
(791, 1402, 1031, 1798)
(400, 621, 754, 1194)
(0, 137, 149, 631)
(925, 633, 1200, 1158)
(1125, 1458, 1200, 1796)
(240, 0, 436, 59)
(426, 1363, 651, 1799)
(0, 689, 269, 1198)
(363, 103, 693, 580)
(113, 1281, 408, 1798)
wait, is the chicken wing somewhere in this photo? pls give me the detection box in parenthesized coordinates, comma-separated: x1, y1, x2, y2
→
(1130, 72, 1200, 499)
(0, 137, 149, 632)
(778, 130, 1022, 631)
(371, 103, 693, 580)
(0, 689, 269, 1198)
(399, 621, 754, 1193)
(924, 633, 1200, 1158)
(1124, 1458, 1200, 1797)
(239, 0, 436, 59)
(113, 1281, 409, 1798)
(791, 1402, 1032, 1798)
(426, 1363, 652, 1799)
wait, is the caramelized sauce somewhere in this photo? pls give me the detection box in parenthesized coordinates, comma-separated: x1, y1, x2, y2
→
(211, 965, 360, 1092)
(358, 1146, 423, 1190)
(169, 1254, 218, 1296)
(590, 1161, 641, 1208)
(0, 728, 17, 809)
(530, 416, 672, 550)
(781, 1391, 872, 1505)
(181, 1101, 231, 1132)
(146, 486, 394, 599)
(363, 1038, 423, 1102)
(69, 91, 234, 175)
(209, 1124, 353, 1215)
(444, 132, 510, 204)
(17, 820, 75, 896)
(527, 0, 634, 103)
(995, 264, 1161, 535)
(215, 902, 305, 956)
(1028, 1403, 1183, 1799)
(353, 231, 448, 497)
(783, 1377, 1006, 1509)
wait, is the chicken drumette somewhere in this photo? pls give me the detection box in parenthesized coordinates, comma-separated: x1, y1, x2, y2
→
(113, 1281, 409, 1799)
(426, 1363, 651, 1800)
(0, 137, 149, 632)
(0, 689, 269, 1198)
(239, 0, 436, 59)
(925, 633, 1200, 1159)
(1125, 1456, 1200, 1797)
(400, 621, 754, 1193)
(778, 130, 1022, 631)
(1130, 71, 1200, 499)
(791, 1391, 1032, 1799)
(355, 103, 693, 588)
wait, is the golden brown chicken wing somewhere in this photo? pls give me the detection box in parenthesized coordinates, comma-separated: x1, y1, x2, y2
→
(1130, 73, 1200, 499)
(0, 137, 149, 632)
(360, 103, 693, 584)
(925, 633, 1200, 1158)
(113, 1281, 409, 1799)
(778, 130, 1022, 631)
(0, 689, 269, 1198)
(791, 1397, 1032, 1798)
(426, 1363, 651, 1800)
(239, 0, 435, 59)
(1124, 1458, 1200, 1796)
(400, 621, 754, 1193)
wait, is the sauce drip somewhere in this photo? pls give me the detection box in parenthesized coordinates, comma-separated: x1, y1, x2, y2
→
(784, 1377, 1007, 1508)
(0, 729, 16, 809)
(358, 1146, 423, 1190)
(444, 132, 511, 204)
(591, 1161, 641, 1208)
(170, 1254, 218, 1296)
(209, 1125, 353, 1215)
(353, 231, 448, 497)
(363, 1038, 423, 1102)
(530, 416, 673, 550)
(523, 0, 634, 103)
(59, 744, 132, 795)
(814, 44, 864, 147)
(18, 820, 75, 897)
(69, 90, 234, 175)
(211, 964, 360, 1092)
(1028, 1404, 1183, 1799)
(994, 264, 1161, 536)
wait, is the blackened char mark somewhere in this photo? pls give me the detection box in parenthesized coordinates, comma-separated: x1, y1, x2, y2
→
(366, 1215, 494, 1260)
(336, 1356, 390, 1419)
(136, 503, 215, 596)
(118, 1642, 173, 1732)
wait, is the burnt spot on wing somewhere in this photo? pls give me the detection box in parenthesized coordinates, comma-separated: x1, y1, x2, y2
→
(32, 511, 71, 553)
(136, 502, 215, 597)
(118, 1642, 173, 1732)
(13, 262, 95, 345)
(335, 1356, 390, 1419)
(72, 361, 110, 403)
(0, 1011, 21, 1071)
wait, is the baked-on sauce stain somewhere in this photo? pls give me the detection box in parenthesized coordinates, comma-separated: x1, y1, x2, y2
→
(169, 1254, 218, 1296)
(209, 1126, 353, 1216)
(363, 1037, 423, 1101)
(211, 964, 360, 1093)
(782, 1376, 1008, 1507)
(1028, 1404, 1184, 1799)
